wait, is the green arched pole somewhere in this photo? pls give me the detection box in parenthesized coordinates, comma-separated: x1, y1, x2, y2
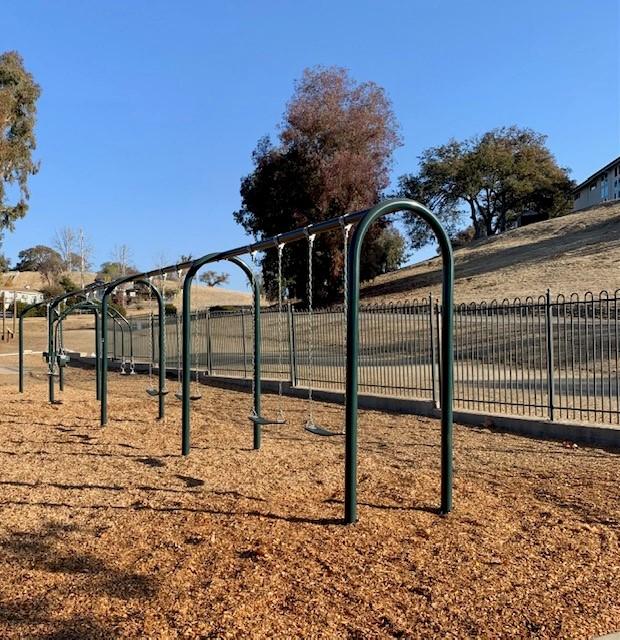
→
(53, 300, 132, 400)
(181, 254, 261, 455)
(52, 300, 110, 400)
(18, 300, 48, 393)
(101, 276, 165, 424)
(47, 291, 91, 403)
(344, 199, 454, 523)
(108, 306, 134, 365)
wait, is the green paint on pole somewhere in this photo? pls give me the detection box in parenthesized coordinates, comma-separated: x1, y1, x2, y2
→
(344, 199, 454, 524)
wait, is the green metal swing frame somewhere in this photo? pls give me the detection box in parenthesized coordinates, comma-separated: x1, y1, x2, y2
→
(21, 198, 453, 526)
(179, 198, 454, 523)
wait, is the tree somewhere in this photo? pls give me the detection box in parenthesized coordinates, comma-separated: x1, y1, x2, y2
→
(76, 228, 93, 288)
(233, 66, 405, 305)
(15, 245, 63, 284)
(362, 227, 407, 278)
(0, 52, 40, 240)
(398, 126, 574, 246)
(97, 261, 138, 283)
(53, 226, 76, 270)
(58, 274, 77, 293)
(111, 244, 134, 277)
(199, 270, 230, 287)
(0, 254, 9, 272)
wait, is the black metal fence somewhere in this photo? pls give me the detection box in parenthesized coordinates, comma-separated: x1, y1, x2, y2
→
(115, 290, 620, 426)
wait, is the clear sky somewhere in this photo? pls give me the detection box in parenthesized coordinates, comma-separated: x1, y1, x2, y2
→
(2, 0, 619, 290)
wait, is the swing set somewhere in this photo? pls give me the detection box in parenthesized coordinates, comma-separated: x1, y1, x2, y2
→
(179, 198, 454, 524)
(17, 198, 454, 525)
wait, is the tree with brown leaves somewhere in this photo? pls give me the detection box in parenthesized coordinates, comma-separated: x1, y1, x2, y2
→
(234, 66, 405, 306)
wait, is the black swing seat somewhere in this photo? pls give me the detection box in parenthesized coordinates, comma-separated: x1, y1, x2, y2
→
(146, 388, 169, 397)
(250, 415, 286, 426)
(304, 422, 344, 437)
(174, 392, 202, 401)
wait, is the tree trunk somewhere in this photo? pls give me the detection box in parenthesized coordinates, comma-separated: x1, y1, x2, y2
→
(468, 200, 483, 239)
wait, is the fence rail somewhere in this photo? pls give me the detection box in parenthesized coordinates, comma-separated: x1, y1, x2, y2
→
(111, 290, 620, 427)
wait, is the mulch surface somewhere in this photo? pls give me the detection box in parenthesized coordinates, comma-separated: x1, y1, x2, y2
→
(0, 366, 618, 639)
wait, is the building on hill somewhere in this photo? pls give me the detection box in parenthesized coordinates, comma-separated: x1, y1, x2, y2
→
(0, 289, 44, 307)
(573, 155, 620, 211)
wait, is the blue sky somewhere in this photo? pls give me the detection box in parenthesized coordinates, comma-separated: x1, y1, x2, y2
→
(2, 0, 619, 290)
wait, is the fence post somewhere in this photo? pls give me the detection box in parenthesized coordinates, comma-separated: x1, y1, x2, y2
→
(112, 319, 118, 360)
(428, 293, 437, 407)
(545, 289, 555, 421)
(241, 309, 247, 377)
(288, 305, 297, 386)
(206, 308, 212, 376)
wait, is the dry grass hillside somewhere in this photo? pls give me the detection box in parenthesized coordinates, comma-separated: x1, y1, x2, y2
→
(362, 201, 620, 304)
(0, 271, 252, 311)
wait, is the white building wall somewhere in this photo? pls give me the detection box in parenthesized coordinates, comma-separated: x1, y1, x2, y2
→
(573, 158, 620, 211)
(0, 290, 45, 308)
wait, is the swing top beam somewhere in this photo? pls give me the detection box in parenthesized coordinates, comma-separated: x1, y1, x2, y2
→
(44, 205, 370, 312)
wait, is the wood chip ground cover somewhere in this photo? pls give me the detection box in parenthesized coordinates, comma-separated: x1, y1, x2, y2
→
(0, 365, 618, 638)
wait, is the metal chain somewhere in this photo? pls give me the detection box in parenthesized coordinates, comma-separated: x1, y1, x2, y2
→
(176, 269, 183, 388)
(276, 240, 285, 419)
(58, 300, 65, 356)
(249, 250, 258, 417)
(306, 232, 316, 424)
(148, 276, 154, 384)
(46, 303, 56, 377)
(341, 221, 353, 401)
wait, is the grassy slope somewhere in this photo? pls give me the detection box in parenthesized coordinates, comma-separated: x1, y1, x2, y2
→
(0, 271, 252, 311)
(361, 201, 620, 303)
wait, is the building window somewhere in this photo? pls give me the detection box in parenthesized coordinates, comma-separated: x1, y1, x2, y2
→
(590, 182, 597, 191)
(574, 191, 580, 201)
(601, 175, 609, 200)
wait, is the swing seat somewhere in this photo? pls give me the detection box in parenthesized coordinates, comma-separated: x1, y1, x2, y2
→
(57, 354, 70, 367)
(304, 421, 343, 437)
(146, 388, 169, 397)
(175, 392, 202, 401)
(250, 415, 286, 426)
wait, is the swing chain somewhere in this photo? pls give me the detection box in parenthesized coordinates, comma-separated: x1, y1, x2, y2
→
(305, 230, 316, 424)
(276, 239, 285, 420)
(175, 269, 183, 388)
(340, 219, 353, 404)
(148, 276, 154, 384)
(248, 250, 258, 417)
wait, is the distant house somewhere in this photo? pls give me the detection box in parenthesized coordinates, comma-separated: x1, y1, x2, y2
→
(573, 156, 620, 211)
(0, 289, 44, 308)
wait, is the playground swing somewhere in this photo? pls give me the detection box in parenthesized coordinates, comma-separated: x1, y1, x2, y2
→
(49, 306, 67, 405)
(117, 316, 128, 375)
(119, 329, 135, 375)
(146, 275, 169, 398)
(303, 222, 351, 437)
(248, 244, 287, 427)
(174, 269, 202, 402)
(45, 304, 61, 379)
